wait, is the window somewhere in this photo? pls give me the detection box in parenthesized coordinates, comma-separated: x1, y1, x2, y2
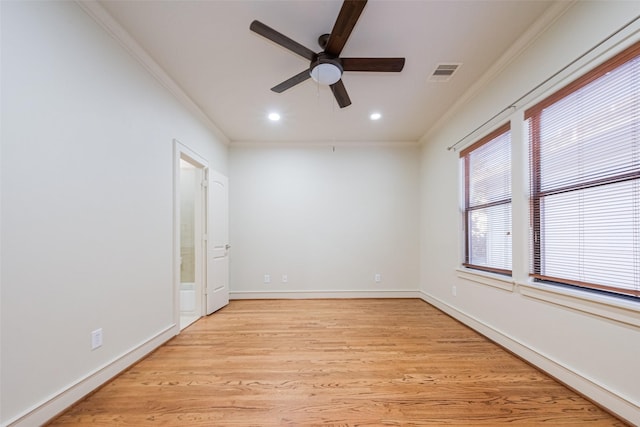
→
(461, 123, 512, 275)
(526, 41, 640, 299)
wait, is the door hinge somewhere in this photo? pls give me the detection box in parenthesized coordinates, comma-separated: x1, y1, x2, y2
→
(203, 234, 208, 241)
(201, 180, 208, 188)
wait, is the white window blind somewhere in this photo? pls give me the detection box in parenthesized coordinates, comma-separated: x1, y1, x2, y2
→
(526, 41, 640, 299)
(461, 123, 512, 275)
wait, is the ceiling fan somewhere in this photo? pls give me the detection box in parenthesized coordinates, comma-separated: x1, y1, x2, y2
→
(250, 0, 405, 108)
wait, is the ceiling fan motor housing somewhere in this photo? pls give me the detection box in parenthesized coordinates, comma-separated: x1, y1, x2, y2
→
(318, 33, 331, 50)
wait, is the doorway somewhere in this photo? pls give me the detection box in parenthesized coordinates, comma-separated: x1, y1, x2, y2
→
(174, 140, 230, 331)
(178, 156, 206, 330)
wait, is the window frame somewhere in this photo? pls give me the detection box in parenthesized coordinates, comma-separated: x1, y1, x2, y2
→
(525, 40, 640, 299)
(460, 122, 512, 276)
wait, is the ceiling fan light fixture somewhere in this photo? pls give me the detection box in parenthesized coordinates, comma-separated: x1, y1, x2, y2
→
(310, 62, 342, 85)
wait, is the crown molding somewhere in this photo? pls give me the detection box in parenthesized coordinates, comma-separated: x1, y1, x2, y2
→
(419, 1, 575, 145)
(230, 140, 420, 148)
(76, 0, 230, 145)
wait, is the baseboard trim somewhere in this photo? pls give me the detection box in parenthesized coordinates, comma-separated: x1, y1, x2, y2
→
(230, 290, 421, 300)
(9, 294, 636, 425)
(418, 291, 639, 426)
(6, 324, 178, 427)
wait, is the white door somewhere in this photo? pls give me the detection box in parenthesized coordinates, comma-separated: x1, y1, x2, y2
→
(206, 169, 229, 314)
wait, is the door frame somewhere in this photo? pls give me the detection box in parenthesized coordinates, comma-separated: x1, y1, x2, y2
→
(173, 139, 208, 333)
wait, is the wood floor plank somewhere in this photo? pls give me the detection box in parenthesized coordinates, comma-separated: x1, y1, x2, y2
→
(48, 299, 627, 426)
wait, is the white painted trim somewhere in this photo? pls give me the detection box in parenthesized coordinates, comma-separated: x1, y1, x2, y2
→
(230, 290, 421, 300)
(174, 139, 209, 169)
(173, 140, 209, 331)
(5, 325, 177, 427)
(519, 281, 640, 329)
(0, 2, 3, 422)
(419, 291, 640, 426)
(456, 268, 515, 292)
(230, 141, 420, 148)
(75, 0, 229, 145)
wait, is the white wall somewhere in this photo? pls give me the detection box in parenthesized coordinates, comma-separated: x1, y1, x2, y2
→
(419, 1, 640, 424)
(229, 144, 419, 298)
(3, 0, 639, 425)
(0, 1, 227, 425)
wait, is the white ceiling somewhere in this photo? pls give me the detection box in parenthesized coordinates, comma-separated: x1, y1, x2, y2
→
(97, 0, 558, 144)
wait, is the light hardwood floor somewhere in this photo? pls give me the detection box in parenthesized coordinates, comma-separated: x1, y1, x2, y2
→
(49, 299, 627, 426)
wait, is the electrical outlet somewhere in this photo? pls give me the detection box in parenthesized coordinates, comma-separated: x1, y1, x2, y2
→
(374, 273, 381, 283)
(282, 274, 288, 283)
(452, 285, 457, 297)
(91, 328, 103, 350)
(264, 274, 271, 284)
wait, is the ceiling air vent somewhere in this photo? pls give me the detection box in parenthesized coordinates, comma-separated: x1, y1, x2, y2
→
(429, 63, 461, 82)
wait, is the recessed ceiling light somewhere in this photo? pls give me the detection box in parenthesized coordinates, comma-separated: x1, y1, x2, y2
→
(370, 112, 382, 121)
(268, 112, 281, 121)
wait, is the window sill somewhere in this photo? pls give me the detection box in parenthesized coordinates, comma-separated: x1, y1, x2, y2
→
(456, 267, 515, 292)
(519, 281, 640, 328)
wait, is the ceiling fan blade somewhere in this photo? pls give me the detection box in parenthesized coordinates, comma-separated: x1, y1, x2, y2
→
(341, 57, 405, 72)
(330, 79, 352, 108)
(271, 69, 311, 93)
(324, 0, 367, 57)
(250, 20, 316, 61)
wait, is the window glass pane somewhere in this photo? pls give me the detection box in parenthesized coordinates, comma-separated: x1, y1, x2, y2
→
(469, 132, 511, 206)
(538, 57, 640, 192)
(468, 203, 512, 271)
(540, 180, 640, 292)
